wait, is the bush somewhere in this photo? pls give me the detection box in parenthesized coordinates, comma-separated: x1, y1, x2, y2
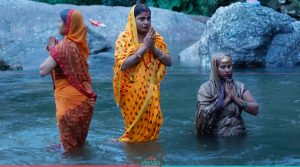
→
(32, 0, 239, 16)
(102, 0, 136, 6)
(33, 0, 296, 17)
(32, 0, 102, 5)
(146, 0, 241, 16)
(33, 0, 136, 6)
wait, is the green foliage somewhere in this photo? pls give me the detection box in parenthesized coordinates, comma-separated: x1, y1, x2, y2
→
(32, 0, 102, 5)
(259, 0, 269, 6)
(193, 0, 219, 16)
(146, 0, 241, 16)
(291, 0, 300, 10)
(33, 0, 298, 17)
(32, 0, 137, 6)
(32, 0, 240, 15)
(102, 0, 136, 6)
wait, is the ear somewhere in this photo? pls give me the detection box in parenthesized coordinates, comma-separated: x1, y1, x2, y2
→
(214, 62, 219, 72)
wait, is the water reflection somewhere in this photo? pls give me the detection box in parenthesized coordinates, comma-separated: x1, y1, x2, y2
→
(196, 135, 246, 152)
(122, 141, 164, 165)
(61, 142, 95, 163)
(1, 65, 300, 165)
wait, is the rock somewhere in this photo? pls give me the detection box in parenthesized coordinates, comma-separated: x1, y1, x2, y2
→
(0, 0, 205, 70)
(265, 21, 300, 67)
(292, 21, 300, 31)
(87, 27, 111, 55)
(180, 2, 299, 67)
(188, 15, 210, 24)
(0, 0, 111, 70)
(150, 8, 205, 42)
(0, 37, 23, 71)
(178, 40, 201, 67)
(0, 59, 10, 71)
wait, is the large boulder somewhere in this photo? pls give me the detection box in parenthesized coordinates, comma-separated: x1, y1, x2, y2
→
(178, 40, 201, 67)
(265, 21, 300, 67)
(0, 0, 205, 70)
(180, 2, 300, 67)
(0, 1, 111, 71)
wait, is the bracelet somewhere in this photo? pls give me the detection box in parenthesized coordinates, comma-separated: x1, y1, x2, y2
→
(46, 45, 55, 52)
(156, 49, 164, 60)
(136, 52, 142, 59)
(158, 53, 164, 60)
(242, 101, 248, 109)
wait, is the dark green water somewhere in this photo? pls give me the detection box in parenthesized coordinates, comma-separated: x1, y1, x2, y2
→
(0, 46, 300, 165)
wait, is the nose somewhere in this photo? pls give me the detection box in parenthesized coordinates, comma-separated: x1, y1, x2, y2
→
(144, 17, 150, 25)
(144, 20, 150, 25)
(224, 67, 231, 72)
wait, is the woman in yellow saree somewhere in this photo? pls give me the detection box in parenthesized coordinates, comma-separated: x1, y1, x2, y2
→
(40, 9, 96, 151)
(113, 3, 172, 143)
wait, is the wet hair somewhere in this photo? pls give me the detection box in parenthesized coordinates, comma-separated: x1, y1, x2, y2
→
(134, 3, 151, 17)
(212, 52, 232, 65)
(60, 9, 71, 24)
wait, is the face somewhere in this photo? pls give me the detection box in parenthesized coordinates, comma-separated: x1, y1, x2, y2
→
(135, 11, 151, 34)
(217, 57, 233, 80)
(58, 18, 66, 35)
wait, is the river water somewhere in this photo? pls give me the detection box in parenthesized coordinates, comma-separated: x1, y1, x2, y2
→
(0, 43, 300, 165)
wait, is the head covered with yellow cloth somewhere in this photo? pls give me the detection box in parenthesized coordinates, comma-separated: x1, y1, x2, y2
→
(113, 3, 170, 143)
(113, 3, 169, 105)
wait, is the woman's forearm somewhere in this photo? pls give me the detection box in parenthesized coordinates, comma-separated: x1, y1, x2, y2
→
(232, 95, 259, 115)
(153, 47, 172, 67)
(223, 96, 231, 108)
(121, 46, 147, 71)
(39, 56, 57, 77)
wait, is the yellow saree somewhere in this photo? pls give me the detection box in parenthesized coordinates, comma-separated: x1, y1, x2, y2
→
(113, 5, 169, 143)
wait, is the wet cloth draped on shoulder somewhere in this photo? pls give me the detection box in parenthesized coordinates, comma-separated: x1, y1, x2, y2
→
(195, 54, 247, 136)
(195, 81, 219, 135)
(196, 80, 247, 136)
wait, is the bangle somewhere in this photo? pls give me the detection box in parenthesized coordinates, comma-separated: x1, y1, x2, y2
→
(46, 45, 55, 52)
(158, 53, 164, 60)
(242, 101, 248, 109)
(136, 52, 142, 59)
(156, 49, 164, 60)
